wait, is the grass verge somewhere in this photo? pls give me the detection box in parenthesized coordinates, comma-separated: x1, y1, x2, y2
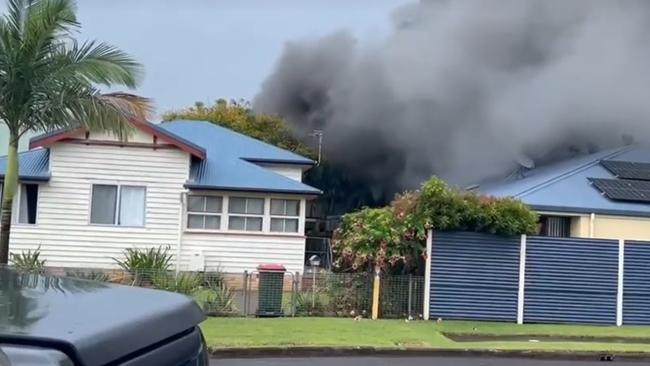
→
(200, 318, 650, 353)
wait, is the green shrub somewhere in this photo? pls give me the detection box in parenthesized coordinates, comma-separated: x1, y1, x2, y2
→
(152, 272, 202, 295)
(333, 177, 538, 273)
(11, 246, 45, 273)
(65, 270, 109, 282)
(323, 273, 372, 317)
(294, 289, 328, 316)
(200, 282, 237, 316)
(113, 246, 173, 285)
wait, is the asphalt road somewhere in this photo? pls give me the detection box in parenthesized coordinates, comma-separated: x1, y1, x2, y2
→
(212, 356, 647, 365)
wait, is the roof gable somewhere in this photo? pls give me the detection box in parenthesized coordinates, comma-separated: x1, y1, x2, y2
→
(29, 119, 206, 159)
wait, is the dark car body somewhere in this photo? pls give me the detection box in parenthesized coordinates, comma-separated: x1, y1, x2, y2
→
(0, 267, 208, 365)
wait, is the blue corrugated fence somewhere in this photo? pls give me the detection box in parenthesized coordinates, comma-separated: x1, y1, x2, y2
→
(623, 241, 650, 325)
(524, 236, 618, 324)
(429, 232, 520, 321)
(428, 232, 650, 325)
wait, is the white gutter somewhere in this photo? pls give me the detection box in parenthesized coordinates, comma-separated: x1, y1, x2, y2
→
(589, 213, 595, 238)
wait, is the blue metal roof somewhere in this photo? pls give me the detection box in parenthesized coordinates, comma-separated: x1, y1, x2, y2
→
(0, 148, 50, 181)
(160, 120, 321, 195)
(479, 146, 650, 217)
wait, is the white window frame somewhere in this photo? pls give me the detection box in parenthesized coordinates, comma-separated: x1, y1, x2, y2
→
(186, 195, 223, 230)
(227, 196, 265, 232)
(183, 193, 306, 236)
(270, 199, 300, 233)
(14, 183, 39, 226)
(89, 183, 147, 227)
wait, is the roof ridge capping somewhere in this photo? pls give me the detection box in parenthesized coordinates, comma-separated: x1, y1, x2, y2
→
(513, 146, 634, 198)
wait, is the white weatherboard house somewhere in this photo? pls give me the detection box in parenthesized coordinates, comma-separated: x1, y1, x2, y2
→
(0, 120, 321, 273)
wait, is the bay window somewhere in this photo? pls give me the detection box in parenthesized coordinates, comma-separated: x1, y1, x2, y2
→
(90, 184, 145, 226)
(228, 197, 264, 231)
(187, 195, 223, 229)
(270, 199, 300, 233)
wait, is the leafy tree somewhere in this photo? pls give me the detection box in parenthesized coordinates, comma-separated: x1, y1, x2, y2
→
(0, 0, 151, 263)
(163, 99, 313, 157)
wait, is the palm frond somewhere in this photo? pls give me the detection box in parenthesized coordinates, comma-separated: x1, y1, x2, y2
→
(4, 0, 26, 39)
(68, 91, 152, 139)
(23, 0, 78, 60)
(0, 0, 149, 139)
(51, 40, 142, 87)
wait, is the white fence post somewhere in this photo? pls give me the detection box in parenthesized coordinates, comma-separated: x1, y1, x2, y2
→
(517, 234, 527, 325)
(423, 229, 432, 321)
(617, 239, 625, 326)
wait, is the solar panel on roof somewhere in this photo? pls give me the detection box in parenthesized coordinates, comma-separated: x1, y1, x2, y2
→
(590, 178, 650, 203)
(601, 160, 650, 181)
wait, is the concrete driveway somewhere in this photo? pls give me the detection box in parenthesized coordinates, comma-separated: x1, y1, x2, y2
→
(212, 356, 646, 365)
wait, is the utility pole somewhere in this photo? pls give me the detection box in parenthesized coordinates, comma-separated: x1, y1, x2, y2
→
(310, 130, 323, 165)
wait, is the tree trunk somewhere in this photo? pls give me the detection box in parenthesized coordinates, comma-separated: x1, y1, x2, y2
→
(0, 139, 19, 264)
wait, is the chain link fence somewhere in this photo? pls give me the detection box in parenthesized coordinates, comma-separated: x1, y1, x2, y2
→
(43, 266, 423, 319)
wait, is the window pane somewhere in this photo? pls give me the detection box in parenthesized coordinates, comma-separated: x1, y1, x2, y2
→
(270, 199, 285, 215)
(91, 185, 117, 224)
(228, 216, 246, 230)
(285, 218, 299, 233)
(285, 200, 300, 216)
(119, 186, 145, 226)
(247, 198, 264, 215)
(205, 196, 222, 213)
(205, 215, 221, 229)
(229, 197, 246, 214)
(188, 214, 204, 229)
(270, 218, 284, 232)
(246, 217, 263, 231)
(18, 184, 38, 224)
(188, 196, 204, 212)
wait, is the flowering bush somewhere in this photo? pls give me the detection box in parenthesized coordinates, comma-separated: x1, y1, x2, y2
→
(333, 177, 538, 273)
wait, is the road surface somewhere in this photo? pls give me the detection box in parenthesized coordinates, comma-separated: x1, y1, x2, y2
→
(212, 356, 646, 365)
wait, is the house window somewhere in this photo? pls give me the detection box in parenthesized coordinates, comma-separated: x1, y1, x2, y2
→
(270, 199, 300, 233)
(17, 184, 38, 224)
(90, 184, 145, 226)
(539, 215, 571, 237)
(228, 197, 264, 231)
(187, 195, 223, 230)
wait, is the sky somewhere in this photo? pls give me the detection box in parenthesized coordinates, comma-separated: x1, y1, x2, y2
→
(0, 0, 409, 153)
(77, 0, 405, 112)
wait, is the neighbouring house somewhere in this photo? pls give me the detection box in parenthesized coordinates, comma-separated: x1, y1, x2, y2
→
(0, 119, 321, 273)
(478, 145, 650, 241)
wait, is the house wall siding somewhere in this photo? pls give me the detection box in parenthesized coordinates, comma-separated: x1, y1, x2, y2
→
(592, 215, 650, 241)
(257, 163, 303, 182)
(179, 233, 306, 274)
(9, 141, 190, 268)
(180, 192, 307, 273)
(540, 211, 650, 241)
(570, 215, 590, 237)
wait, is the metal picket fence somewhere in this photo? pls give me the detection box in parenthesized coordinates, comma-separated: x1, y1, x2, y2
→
(40, 266, 422, 319)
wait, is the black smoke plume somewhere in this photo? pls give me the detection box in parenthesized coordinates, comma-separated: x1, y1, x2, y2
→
(254, 0, 650, 197)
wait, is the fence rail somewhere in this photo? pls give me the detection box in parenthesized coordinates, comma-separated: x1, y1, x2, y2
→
(35, 266, 421, 319)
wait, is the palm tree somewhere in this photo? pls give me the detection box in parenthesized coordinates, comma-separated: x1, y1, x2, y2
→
(0, 0, 152, 264)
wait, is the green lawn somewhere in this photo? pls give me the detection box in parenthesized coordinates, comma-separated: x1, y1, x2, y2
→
(201, 317, 650, 353)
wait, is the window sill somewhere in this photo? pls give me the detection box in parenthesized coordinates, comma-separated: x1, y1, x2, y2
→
(183, 229, 305, 238)
(87, 223, 147, 229)
(12, 223, 38, 227)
